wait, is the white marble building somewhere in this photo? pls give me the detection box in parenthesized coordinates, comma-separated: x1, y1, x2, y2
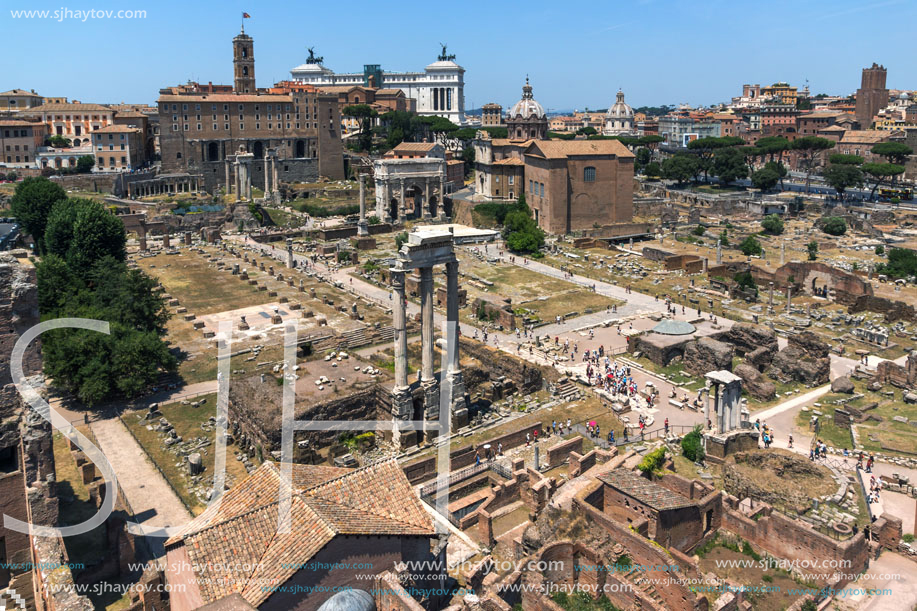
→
(290, 47, 466, 125)
(603, 90, 636, 136)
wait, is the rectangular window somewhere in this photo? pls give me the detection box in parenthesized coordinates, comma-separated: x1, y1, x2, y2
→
(508, 176, 514, 185)
(529, 179, 533, 192)
(540, 183, 544, 197)
(584, 167, 596, 182)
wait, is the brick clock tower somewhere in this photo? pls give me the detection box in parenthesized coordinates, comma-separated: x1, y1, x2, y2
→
(233, 27, 255, 93)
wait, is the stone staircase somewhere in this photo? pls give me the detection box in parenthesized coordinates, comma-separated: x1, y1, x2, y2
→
(554, 378, 582, 402)
(623, 567, 664, 607)
(338, 326, 394, 349)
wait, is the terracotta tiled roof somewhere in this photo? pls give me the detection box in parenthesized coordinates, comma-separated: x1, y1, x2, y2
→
(392, 142, 439, 153)
(0, 89, 42, 97)
(92, 125, 140, 133)
(27, 102, 111, 112)
(839, 130, 899, 144)
(166, 459, 433, 608)
(376, 89, 404, 96)
(0, 120, 42, 127)
(492, 157, 524, 166)
(525, 139, 635, 159)
(157, 94, 292, 104)
(598, 469, 694, 511)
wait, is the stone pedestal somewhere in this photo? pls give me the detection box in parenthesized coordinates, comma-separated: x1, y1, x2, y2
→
(391, 386, 414, 448)
(286, 238, 294, 269)
(139, 235, 147, 251)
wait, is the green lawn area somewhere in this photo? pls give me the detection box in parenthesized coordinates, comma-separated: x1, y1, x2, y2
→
(629, 356, 706, 391)
(136, 252, 272, 315)
(795, 400, 855, 451)
(262, 207, 298, 228)
(122, 394, 254, 515)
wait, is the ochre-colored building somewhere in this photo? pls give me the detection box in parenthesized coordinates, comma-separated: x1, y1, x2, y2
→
(0, 119, 47, 166)
(92, 124, 146, 172)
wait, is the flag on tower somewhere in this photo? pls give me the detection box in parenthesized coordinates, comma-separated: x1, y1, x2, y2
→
(242, 12, 251, 18)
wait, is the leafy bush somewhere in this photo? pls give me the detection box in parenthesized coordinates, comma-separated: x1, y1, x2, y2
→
(875, 247, 917, 279)
(875, 244, 885, 256)
(681, 425, 705, 462)
(739, 235, 763, 256)
(637, 446, 667, 476)
(807, 240, 818, 261)
(821, 216, 847, 236)
(367, 215, 381, 225)
(760, 214, 784, 235)
(292, 201, 360, 218)
(692, 225, 706, 236)
(394, 232, 408, 250)
(734, 271, 757, 295)
(719, 229, 729, 246)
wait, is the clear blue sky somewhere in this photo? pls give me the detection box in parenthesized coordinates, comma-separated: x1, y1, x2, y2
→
(4, 0, 915, 111)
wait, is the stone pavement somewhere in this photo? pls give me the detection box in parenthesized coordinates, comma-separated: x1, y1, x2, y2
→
(90, 417, 193, 558)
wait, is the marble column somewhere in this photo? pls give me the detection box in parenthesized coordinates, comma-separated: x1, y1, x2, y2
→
(786, 286, 792, 313)
(438, 175, 446, 219)
(234, 162, 241, 202)
(768, 282, 775, 313)
(420, 266, 438, 440)
(399, 179, 406, 221)
(391, 266, 412, 445)
(357, 176, 369, 237)
(286, 238, 294, 269)
(445, 259, 468, 429)
(264, 157, 271, 195)
(716, 241, 722, 264)
(423, 180, 432, 220)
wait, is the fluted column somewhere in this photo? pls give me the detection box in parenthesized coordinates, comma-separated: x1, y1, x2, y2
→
(392, 267, 409, 389)
(420, 267, 435, 383)
(446, 261, 460, 372)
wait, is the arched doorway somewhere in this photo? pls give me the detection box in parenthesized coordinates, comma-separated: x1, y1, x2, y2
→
(72, 138, 81, 147)
(429, 195, 438, 217)
(54, 158, 62, 169)
(68, 157, 76, 167)
(253, 141, 264, 159)
(405, 186, 422, 218)
(295, 140, 306, 158)
(207, 142, 219, 161)
(389, 198, 399, 221)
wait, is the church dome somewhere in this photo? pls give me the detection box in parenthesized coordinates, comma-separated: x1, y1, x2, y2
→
(606, 90, 634, 119)
(508, 78, 546, 119)
(317, 589, 376, 611)
(898, 91, 910, 101)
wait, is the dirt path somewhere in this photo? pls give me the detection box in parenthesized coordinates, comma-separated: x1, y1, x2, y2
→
(90, 417, 193, 558)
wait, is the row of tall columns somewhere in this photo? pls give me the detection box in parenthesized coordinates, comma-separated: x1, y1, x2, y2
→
(263, 153, 279, 200)
(390, 259, 467, 447)
(131, 178, 200, 198)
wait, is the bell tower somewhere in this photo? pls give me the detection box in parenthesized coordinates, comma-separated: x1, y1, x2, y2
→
(233, 26, 255, 93)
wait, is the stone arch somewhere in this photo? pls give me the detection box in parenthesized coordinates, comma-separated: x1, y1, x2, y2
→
(253, 141, 264, 159)
(68, 157, 76, 167)
(207, 141, 220, 162)
(429, 195, 438, 217)
(72, 138, 81, 147)
(295, 139, 306, 158)
(389, 198, 399, 221)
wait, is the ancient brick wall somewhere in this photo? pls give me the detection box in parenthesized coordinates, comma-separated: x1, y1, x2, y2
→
(720, 503, 868, 587)
(642, 246, 674, 262)
(545, 436, 583, 469)
(875, 352, 917, 388)
(460, 337, 553, 391)
(569, 450, 597, 477)
(849, 295, 917, 322)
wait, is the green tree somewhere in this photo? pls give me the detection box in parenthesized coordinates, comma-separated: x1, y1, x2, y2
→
(871, 141, 913, 165)
(644, 161, 661, 178)
(503, 198, 545, 254)
(75, 155, 95, 174)
(47, 135, 71, 148)
(734, 271, 757, 294)
(807, 240, 818, 261)
(875, 247, 917, 279)
(394, 231, 408, 250)
(790, 136, 835, 193)
(692, 225, 706, 236)
(687, 136, 744, 181)
(343, 104, 378, 152)
(821, 216, 847, 236)
(823, 163, 864, 202)
(875, 244, 885, 256)
(44, 198, 126, 276)
(828, 153, 864, 165)
(755, 136, 790, 164)
(9, 176, 67, 250)
(576, 126, 597, 136)
(662, 154, 699, 184)
(750, 167, 780, 192)
(635, 147, 652, 168)
(711, 147, 747, 185)
(862, 162, 905, 200)
(719, 229, 729, 246)
(761, 214, 784, 235)
(681, 425, 705, 462)
(637, 446, 667, 476)
(739, 235, 763, 256)
(764, 160, 788, 188)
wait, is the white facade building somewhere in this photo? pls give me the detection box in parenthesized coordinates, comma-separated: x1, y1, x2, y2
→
(603, 90, 635, 136)
(290, 47, 466, 125)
